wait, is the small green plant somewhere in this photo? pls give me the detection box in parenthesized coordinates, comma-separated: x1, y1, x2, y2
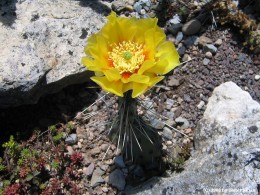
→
(0, 157, 6, 172)
(52, 132, 64, 142)
(49, 125, 57, 133)
(0, 125, 84, 194)
(2, 136, 20, 158)
(66, 121, 75, 132)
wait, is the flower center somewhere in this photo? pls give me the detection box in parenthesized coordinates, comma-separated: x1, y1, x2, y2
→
(108, 41, 145, 74)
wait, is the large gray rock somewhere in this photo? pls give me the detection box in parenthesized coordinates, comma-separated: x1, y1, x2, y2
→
(126, 81, 260, 195)
(0, 0, 107, 108)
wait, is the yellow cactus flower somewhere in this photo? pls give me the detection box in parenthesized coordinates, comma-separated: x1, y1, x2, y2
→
(82, 12, 180, 98)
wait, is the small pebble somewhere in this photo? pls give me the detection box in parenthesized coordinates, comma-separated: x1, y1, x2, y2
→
(101, 144, 109, 152)
(102, 187, 109, 193)
(66, 146, 74, 155)
(185, 128, 192, 134)
(255, 75, 260, 80)
(203, 58, 210, 65)
(90, 147, 101, 156)
(175, 117, 190, 129)
(78, 142, 82, 149)
(175, 31, 183, 44)
(166, 140, 173, 146)
(198, 35, 212, 46)
(168, 76, 180, 87)
(140, 9, 146, 15)
(215, 38, 223, 46)
(183, 138, 190, 145)
(151, 118, 165, 129)
(133, 2, 142, 13)
(197, 101, 205, 109)
(183, 55, 192, 63)
(162, 127, 173, 140)
(205, 51, 212, 59)
(203, 44, 217, 54)
(177, 45, 186, 56)
(169, 14, 181, 24)
(65, 134, 77, 145)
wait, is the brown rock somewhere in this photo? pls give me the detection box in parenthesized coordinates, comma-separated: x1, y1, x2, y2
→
(198, 36, 213, 47)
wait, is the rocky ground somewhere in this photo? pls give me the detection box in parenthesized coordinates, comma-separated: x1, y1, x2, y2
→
(0, 0, 259, 194)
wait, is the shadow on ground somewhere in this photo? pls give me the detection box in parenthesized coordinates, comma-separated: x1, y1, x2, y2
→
(0, 82, 98, 154)
(0, 0, 17, 26)
(75, 0, 111, 16)
(0, 0, 111, 26)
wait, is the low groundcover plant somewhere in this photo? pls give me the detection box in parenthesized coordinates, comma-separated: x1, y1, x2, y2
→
(82, 12, 180, 163)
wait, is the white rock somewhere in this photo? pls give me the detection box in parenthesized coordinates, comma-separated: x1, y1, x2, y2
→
(197, 101, 205, 109)
(0, 0, 105, 108)
(127, 82, 260, 195)
(254, 75, 260, 80)
(205, 51, 212, 59)
(203, 81, 259, 128)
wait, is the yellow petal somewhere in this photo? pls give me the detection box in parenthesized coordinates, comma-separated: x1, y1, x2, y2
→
(91, 76, 123, 96)
(121, 74, 150, 84)
(85, 35, 108, 59)
(149, 41, 180, 74)
(103, 68, 121, 81)
(138, 60, 155, 74)
(82, 56, 108, 72)
(94, 71, 104, 77)
(82, 57, 100, 71)
(147, 75, 164, 86)
(144, 28, 165, 50)
(82, 56, 94, 68)
(117, 18, 137, 41)
(122, 82, 133, 93)
(134, 18, 157, 44)
(155, 41, 176, 57)
(107, 11, 117, 23)
(132, 83, 148, 98)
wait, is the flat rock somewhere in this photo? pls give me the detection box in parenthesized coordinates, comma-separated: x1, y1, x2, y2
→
(85, 162, 95, 177)
(182, 19, 201, 35)
(162, 127, 173, 140)
(183, 36, 198, 47)
(203, 44, 218, 54)
(90, 168, 105, 187)
(108, 169, 126, 191)
(0, 0, 106, 108)
(126, 82, 260, 195)
(167, 23, 183, 35)
(175, 31, 183, 44)
(150, 118, 165, 129)
(175, 117, 190, 129)
(65, 134, 77, 145)
(177, 45, 186, 56)
(114, 155, 126, 168)
(203, 58, 211, 65)
(168, 76, 180, 87)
